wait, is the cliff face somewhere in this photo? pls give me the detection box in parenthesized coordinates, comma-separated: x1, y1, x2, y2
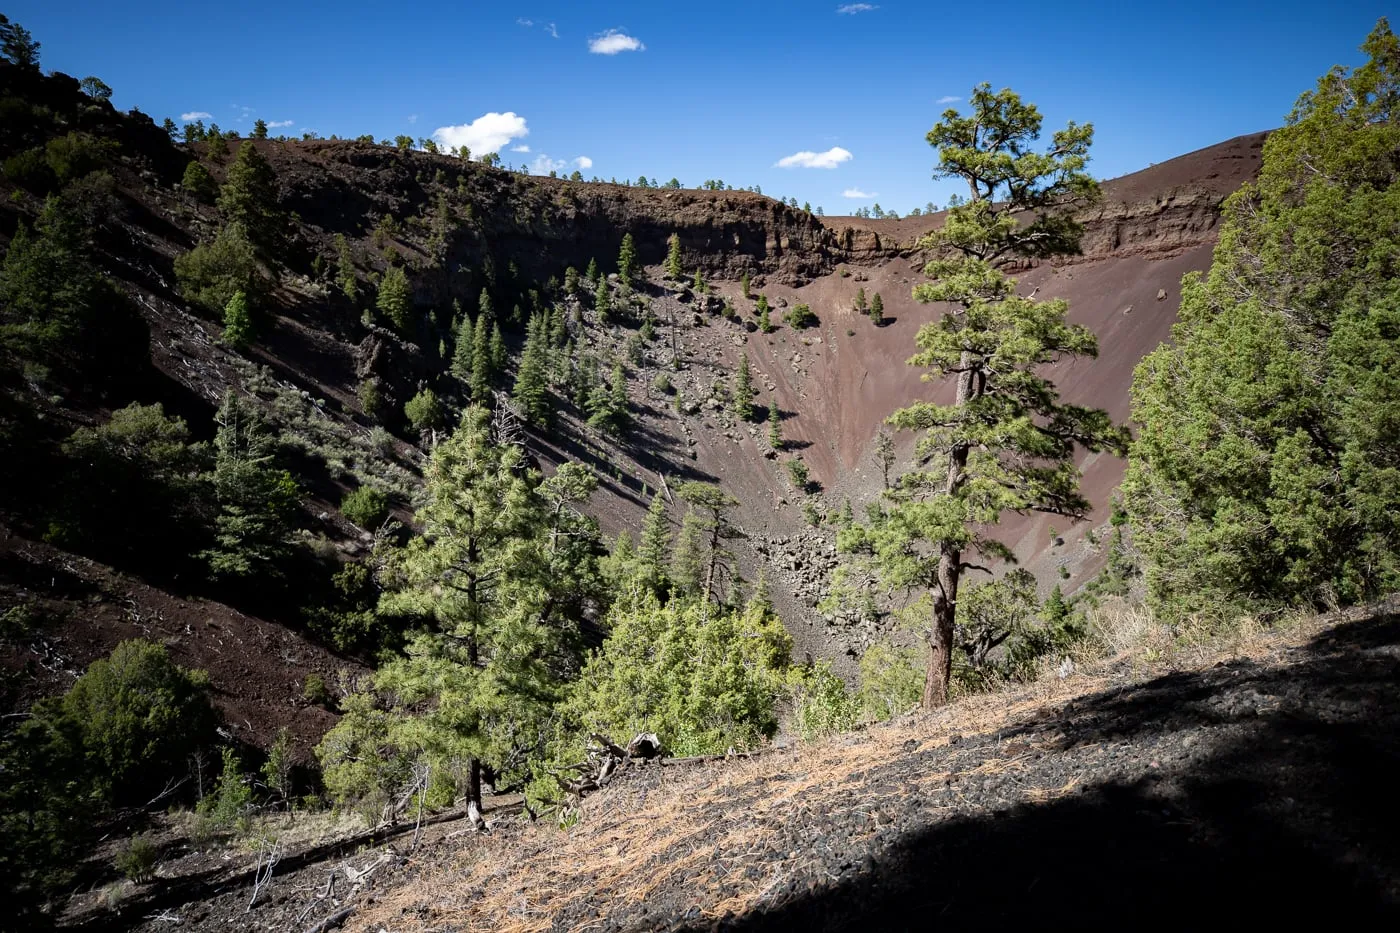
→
(268, 142, 839, 287)
(817, 131, 1267, 266)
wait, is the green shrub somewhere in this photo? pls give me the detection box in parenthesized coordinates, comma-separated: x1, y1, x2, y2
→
(303, 672, 333, 707)
(787, 661, 860, 741)
(196, 747, 253, 834)
(787, 458, 810, 491)
(358, 379, 384, 419)
(115, 835, 158, 883)
(181, 160, 217, 201)
(784, 303, 817, 328)
(2, 147, 53, 191)
(560, 592, 792, 761)
(57, 639, 215, 805)
(651, 372, 673, 395)
(403, 388, 444, 432)
(174, 223, 267, 314)
(341, 485, 388, 528)
(858, 640, 923, 721)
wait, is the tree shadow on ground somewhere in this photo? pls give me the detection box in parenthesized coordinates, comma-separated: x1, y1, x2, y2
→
(698, 611, 1400, 930)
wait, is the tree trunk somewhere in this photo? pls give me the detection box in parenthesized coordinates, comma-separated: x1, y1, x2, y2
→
(924, 359, 976, 709)
(467, 759, 482, 810)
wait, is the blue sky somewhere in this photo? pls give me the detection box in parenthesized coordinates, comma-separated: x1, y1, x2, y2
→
(9, 1, 1393, 214)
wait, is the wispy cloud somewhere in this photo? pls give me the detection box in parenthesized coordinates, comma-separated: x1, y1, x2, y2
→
(842, 188, 876, 198)
(511, 144, 531, 153)
(936, 95, 961, 104)
(775, 146, 853, 169)
(432, 112, 529, 155)
(546, 22, 559, 38)
(589, 29, 645, 54)
(516, 17, 533, 26)
(407, 114, 419, 125)
(180, 111, 212, 121)
(836, 3, 878, 12)
(267, 119, 294, 128)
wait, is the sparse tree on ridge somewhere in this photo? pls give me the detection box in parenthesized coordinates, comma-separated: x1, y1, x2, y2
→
(839, 84, 1125, 708)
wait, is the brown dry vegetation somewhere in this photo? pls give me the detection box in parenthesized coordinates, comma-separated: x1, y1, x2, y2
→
(314, 597, 1399, 933)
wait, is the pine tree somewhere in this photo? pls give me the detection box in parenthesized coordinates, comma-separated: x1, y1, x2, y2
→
(564, 266, 580, 296)
(221, 290, 253, 350)
(618, 233, 638, 286)
(1124, 21, 1400, 616)
(870, 292, 884, 324)
(757, 300, 773, 334)
(318, 410, 602, 809)
(637, 492, 672, 596)
(669, 511, 706, 601)
(676, 482, 742, 605)
(873, 429, 895, 489)
(733, 355, 757, 420)
(452, 312, 475, 383)
(513, 313, 552, 426)
(665, 232, 683, 280)
(594, 277, 611, 324)
(768, 400, 782, 450)
(489, 321, 506, 374)
(376, 266, 412, 333)
(181, 161, 217, 202)
(252, 119, 268, 139)
(334, 233, 357, 302)
(470, 312, 493, 402)
(839, 84, 1124, 709)
(201, 391, 298, 581)
(216, 140, 282, 255)
(740, 270, 751, 299)
(585, 257, 600, 283)
(855, 286, 867, 312)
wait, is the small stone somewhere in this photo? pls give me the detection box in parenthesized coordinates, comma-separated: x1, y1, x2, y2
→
(1156, 288, 1168, 300)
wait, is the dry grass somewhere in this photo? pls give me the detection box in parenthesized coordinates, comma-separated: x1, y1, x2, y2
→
(348, 603, 1353, 933)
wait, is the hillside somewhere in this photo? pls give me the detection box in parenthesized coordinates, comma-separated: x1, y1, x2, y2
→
(0, 54, 1265, 735)
(90, 599, 1400, 931)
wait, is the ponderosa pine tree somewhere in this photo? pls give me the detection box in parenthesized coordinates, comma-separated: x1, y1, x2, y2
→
(334, 233, 357, 302)
(586, 257, 600, 283)
(870, 292, 884, 324)
(451, 311, 474, 383)
(469, 311, 494, 403)
(618, 233, 638, 286)
(637, 492, 672, 596)
(839, 84, 1125, 708)
(252, 119, 268, 139)
(665, 232, 683, 280)
(594, 276, 611, 324)
(221, 289, 253, 349)
(1124, 20, 1400, 616)
(181, 160, 217, 202)
(217, 140, 282, 255)
(741, 270, 751, 299)
(513, 312, 552, 426)
(319, 411, 602, 809)
(676, 481, 742, 605)
(201, 391, 299, 581)
(733, 355, 757, 420)
(768, 400, 782, 450)
(376, 265, 412, 333)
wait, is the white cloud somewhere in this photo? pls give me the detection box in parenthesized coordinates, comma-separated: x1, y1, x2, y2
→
(842, 188, 876, 198)
(511, 144, 531, 153)
(836, 3, 878, 12)
(547, 22, 559, 38)
(516, 17, 533, 26)
(267, 119, 294, 128)
(589, 29, 645, 54)
(432, 111, 529, 155)
(180, 111, 212, 121)
(936, 95, 961, 104)
(407, 113, 418, 125)
(775, 146, 853, 169)
(529, 153, 594, 175)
